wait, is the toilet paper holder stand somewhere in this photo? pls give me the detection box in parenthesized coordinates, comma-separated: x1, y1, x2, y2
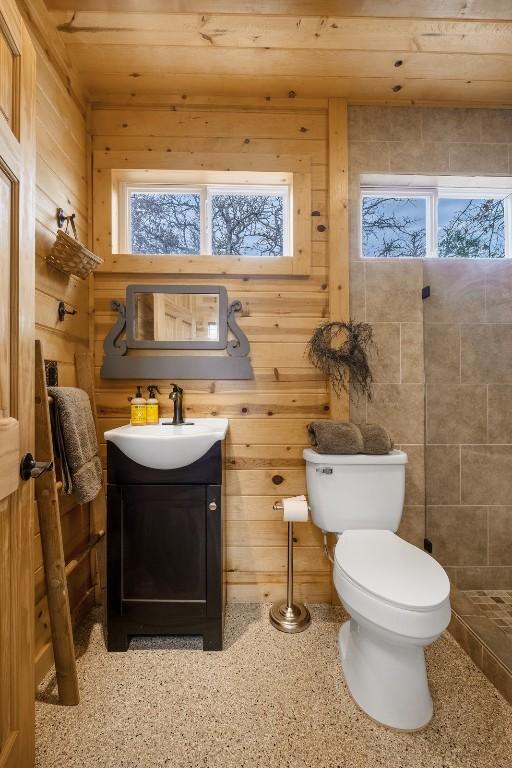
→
(269, 500, 312, 633)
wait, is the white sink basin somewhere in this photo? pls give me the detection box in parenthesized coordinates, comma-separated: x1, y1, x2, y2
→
(104, 418, 229, 470)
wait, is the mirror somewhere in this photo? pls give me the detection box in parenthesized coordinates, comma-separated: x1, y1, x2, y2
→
(125, 285, 228, 350)
(134, 292, 220, 342)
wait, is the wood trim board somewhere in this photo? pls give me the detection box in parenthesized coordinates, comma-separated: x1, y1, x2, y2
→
(93, 159, 312, 276)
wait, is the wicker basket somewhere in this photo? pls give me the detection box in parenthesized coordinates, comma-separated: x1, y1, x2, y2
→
(47, 218, 103, 280)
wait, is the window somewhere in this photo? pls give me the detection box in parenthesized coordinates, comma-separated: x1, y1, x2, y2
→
(121, 180, 290, 258)
(210, 188, 285, 257)
(437, 198, 505, 259)
(360, 176, 511, 259)
(131, 190, 201, 255)
(207, 321, 218, 340)
(362, 196, 427, 258)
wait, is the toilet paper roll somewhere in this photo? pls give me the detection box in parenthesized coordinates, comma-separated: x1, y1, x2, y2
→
(282, 495, 309, 522)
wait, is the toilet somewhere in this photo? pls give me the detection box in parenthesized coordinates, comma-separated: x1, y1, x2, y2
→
(304, 448, 451, 731)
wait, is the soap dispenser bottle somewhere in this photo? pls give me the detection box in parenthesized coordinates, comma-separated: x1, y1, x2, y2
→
(146, 385, 160, 425)
(130, 385, 147, 426)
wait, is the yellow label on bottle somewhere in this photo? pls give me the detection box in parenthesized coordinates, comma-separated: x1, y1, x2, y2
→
(130, 404, 146, 425)
(146, 403, 159, 424)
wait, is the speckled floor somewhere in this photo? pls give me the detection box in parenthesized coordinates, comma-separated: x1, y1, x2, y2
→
(36, 604, 512, 768)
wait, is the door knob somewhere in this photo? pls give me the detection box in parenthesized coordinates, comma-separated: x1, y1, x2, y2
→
(208, 501, 217, 512)
(20, 453, 53, 481)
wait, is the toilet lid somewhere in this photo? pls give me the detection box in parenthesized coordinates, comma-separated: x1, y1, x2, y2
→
(334, 530, 450, 611)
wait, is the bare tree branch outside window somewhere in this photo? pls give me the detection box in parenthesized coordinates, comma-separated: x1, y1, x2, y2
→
(438, 198, 505, 258)
(362, 197, 426, 258)
(131, 192, 201, 255)
(212, 194, 284, 257)
(362, 194, 507, 259)
(129, 189, 286, 257)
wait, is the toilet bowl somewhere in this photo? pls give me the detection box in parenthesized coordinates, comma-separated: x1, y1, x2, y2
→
(334, 530, 450, 731)
(303, 448, 451, 730)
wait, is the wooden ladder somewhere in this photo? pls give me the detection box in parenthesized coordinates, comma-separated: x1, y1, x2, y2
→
(75, 351, 106, 607)
(34, 341, 105, 705)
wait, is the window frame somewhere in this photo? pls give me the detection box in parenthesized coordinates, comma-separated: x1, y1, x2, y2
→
(360, 184, 511, 260)
(120, 180, 291, 259)
(96, 161, 312, 277)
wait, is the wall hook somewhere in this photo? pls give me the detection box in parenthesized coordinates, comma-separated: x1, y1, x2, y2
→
(58, 301, 77, 322)
(56, 207, 77, 234)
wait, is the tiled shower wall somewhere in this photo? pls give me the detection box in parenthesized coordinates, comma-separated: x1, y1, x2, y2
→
(424, 261, 512, 590)
(348, 105, 512, 590)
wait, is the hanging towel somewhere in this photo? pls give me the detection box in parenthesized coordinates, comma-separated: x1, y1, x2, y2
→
(357, 423, 395, 455)
(48, 387, 102, 504)
(307, 421, 364, 454)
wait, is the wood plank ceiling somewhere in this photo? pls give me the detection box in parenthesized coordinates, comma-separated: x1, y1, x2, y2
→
(45, 1, 512, 106)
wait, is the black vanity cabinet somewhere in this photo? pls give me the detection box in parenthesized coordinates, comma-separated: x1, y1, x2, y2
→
(106, 441, 225, 651)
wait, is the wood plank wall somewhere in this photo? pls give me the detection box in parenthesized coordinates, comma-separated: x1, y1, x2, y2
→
(26, 24, 95, 683)
(91, 97, 335, 603)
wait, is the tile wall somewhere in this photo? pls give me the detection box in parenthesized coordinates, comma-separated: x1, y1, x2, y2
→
(424, 260, 512, 589)
(348, 105, 512, 589)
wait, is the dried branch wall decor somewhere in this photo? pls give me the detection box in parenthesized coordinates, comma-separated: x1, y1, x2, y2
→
(307, 320, 375, 400)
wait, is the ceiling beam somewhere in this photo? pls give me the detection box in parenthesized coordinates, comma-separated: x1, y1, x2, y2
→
(61, 45, 512, 83)
(43, 1, 512, 22)
(83, 71, 512, 106)
(49, 13, 512, 57)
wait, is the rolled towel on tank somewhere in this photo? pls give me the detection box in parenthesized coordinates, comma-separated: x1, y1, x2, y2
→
(307, 421, 364, 455)
(357, 423, 394, 455)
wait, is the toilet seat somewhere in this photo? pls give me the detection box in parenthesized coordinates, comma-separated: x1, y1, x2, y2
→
(334, 530, 450, 612)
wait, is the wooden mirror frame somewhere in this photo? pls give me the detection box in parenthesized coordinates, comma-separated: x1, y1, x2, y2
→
(101, 283, 253, 380)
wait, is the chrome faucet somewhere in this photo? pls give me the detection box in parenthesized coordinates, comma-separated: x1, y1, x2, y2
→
(169, 383, 185, 425)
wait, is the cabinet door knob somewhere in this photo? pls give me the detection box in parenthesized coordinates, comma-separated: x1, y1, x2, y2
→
(208, 501, 217, 511)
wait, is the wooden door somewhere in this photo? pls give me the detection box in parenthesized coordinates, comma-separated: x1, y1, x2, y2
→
(0, 1, 36, 766)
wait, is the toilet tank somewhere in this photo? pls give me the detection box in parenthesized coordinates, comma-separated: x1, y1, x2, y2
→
(303, 448, 408, 534)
